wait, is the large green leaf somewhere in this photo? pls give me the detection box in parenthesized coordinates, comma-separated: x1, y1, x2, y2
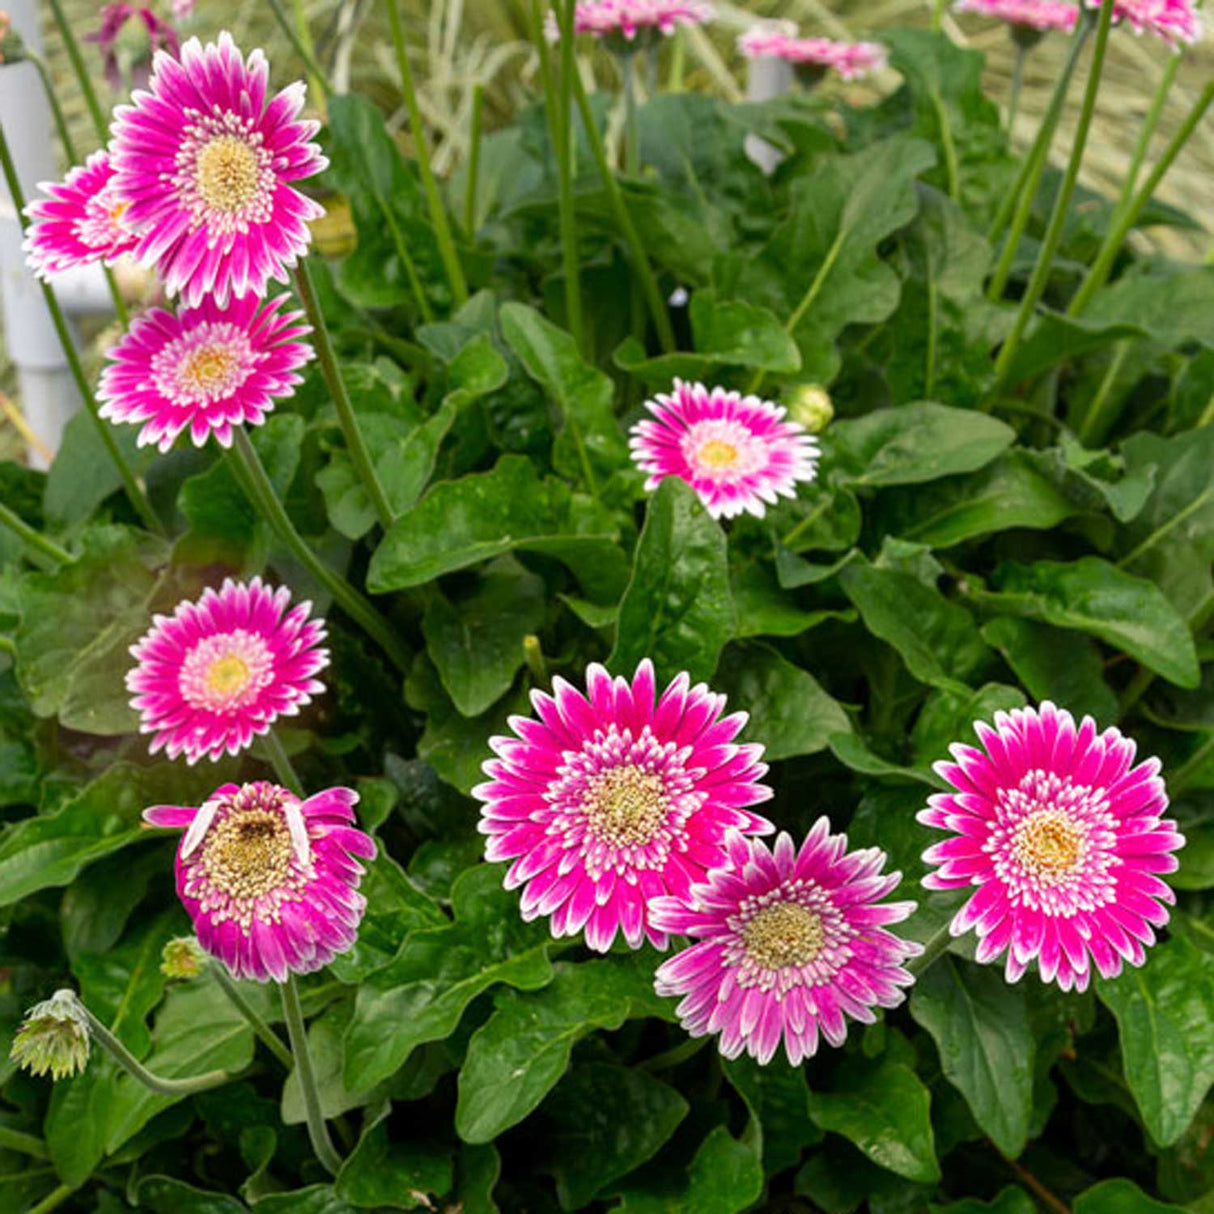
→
(614, 1125, 764, 1214)
(723, 1054, 820, 1175)
(1072, 1178, 1187, 1213)
(43, 409, 153, 527)
(910, 957, 1035, 1157)
(609, 478, 735, 685)
(930, 1188, 1035, 1214)
(343, 866, 554, 1091)
(129, 1176, 247, 1213)
(334, 1111, 453, 1210)
(456, 955, 670, 1143)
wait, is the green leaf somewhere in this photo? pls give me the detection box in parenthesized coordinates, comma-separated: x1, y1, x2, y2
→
(423, 557, 546, 717)
(910, 957, 1035, 1157)
(542, 1061, 689, 1209)
(766, 482, 863, 555)
(910, 683, 1027, 769)
(715, 641, 849, 761)
(723, 1054, 820, 1174)
(840, 562, 991, 691)
(1072, 1178, 1187, 1214)
(828, 732, 943, 788)
(457, 1143, 501, 1214)
(981, 557, 1199, 690)
(335, 1111, 453, 1210)
(731, 558, 853, 639)
(615, 1126, 764, 1214)
(129, 1176, 247, 1213)
(981, 618, 1118, 725)
(253, 1186, 360, 1213)
(368, 455, 628, 603)
(44, 409, 153, 527)
(832, 403, 1014, 489)
(809, 1057, 940, 1184)
(456, 955, 671, 1143)
(282, 1003, 378, 1125)
(930, 1187, 1035, 1214)
(609, 478, 734, 685)
(344, 866, 554, 1091)
(1096, 928, 1214, 1146)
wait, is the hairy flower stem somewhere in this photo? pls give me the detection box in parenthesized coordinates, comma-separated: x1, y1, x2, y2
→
(227, 429, 409, 673)
(464, 82, 485, 235)
(986, 18, 1091, 294)
(553, 0, 585, 350)
(75, 997, 234, 1095)
(1068, 79, 1214, 317)
(380, 0, 468, 308)
(263, 729, 304, 796)
(991, 1, 1114, 396)
(292, 260, 394, 532)
(211, 967, 294, 1070)
(1007, 44, 1025, 134)
(45, 0, 106, 146)
(0, 124, 163, 536)
(0, 502, 71, 567)
(281, 976, 344, 1176)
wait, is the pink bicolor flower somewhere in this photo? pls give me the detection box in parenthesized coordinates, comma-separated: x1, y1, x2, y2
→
(22, 151, 138, 280)
(738, 28, 888, 80)
(651, 824, 921, 1065)
(86, 4, 180, 92)
(127, 577, 329, 764)
(545, 0, 713, 43)
(953, 0, 1079, 33)
(1085, 0, 1201, 45)
(97, 293, 313, 451)
(144, 781, 376, 982)
(919, 702, 1185, 992)
(629, 379, 820, 520)
(109, 32, 328, 307)
(473, 659, 774, 952)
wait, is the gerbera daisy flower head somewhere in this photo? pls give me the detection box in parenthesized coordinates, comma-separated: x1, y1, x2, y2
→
(473, 659, 775, 953)
(144, 781, 376, 982)
(22, 151, 138, 280)
(545, 1, 713, 50)
(97, 292, 313, 452)
(953, 0, 1079, 41)
(629, 379, 820, 520)
(127, 577, 329, 764)
(919, 702, 1184, 992)
(109, 31, 328, 307)
(738, 28, 888, 81)
(86, 3, 181, 92)
(1085, 0, 1201, 46)
(652, 823, 921, 1065)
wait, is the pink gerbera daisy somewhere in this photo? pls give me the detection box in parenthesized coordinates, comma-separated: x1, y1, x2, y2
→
(22, 151, 138, 280)
(953, 0, 1079, 34)
(1085, 0, 1201, 45)
(919, 702, 1185, 992)
(143, 781, 376, 982)
(629, 379, 819, 520)
(97, 293, 313, 452)
(473, 659, 774, 952)
(738, 28, 889, 80)
(545, 0, 713, 44)
(109, 32, 327, 307)
(127, 577, 329, 764)
(651, 824, 921, 1065)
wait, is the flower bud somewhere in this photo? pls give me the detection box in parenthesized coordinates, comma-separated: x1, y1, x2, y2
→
(161, 936, 208, 980)
(788, 384, 834, 433)
(0, 11, 28, 65)
(9, 990, 90, 1081)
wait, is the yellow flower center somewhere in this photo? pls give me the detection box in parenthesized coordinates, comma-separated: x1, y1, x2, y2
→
(178, 343, 238, 397)
(1015, 811, 1083, 875)
(742, 901, 825, 970)
(697, 439, 740, 469)
(205, 653, 251, 698)
(583, 765, 668, 847)
(201, 810, 293, 902)
(195, 135, 263, 213)
(109, 200, 129, 226)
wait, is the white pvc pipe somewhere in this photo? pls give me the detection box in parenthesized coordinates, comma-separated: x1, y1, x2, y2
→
(744, 55, 793, 177)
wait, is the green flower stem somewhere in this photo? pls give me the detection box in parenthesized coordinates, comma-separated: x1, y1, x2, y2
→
(1075, 339, 1130, 445)
(0, 502, 71, 566)
(292, 260, 394, 532)
(27, 1184, 74, 1214)
(668, 28, 686, 92)
(0, 1126, 49, 1159)
(263, 729, 304, 795)
(464, 82, 484, 236)
(553, 0, 585, 351)
(75, 998, 234, 1095)
(991, 1, 1114, 395)
(1171, 734, 1214, 797)
(289, 0, 328, 112)
(1119, 590, 1213, 717)
(0, 123, 163, 536)
(1007, 44, 1026, 135)
(569, 62, 676, 354)
(1068, 79, 1214, 317)
(380, 0, 468, 308)
(1112, 54, 1179, 221)
(905, 923, 955, 977)
(210, 966, 294, 1070)
(929, 86, 959, 200)
(227, 428, 409, 673)
(370, 185, 434, 322)
(266, 0, 333, 97)
(986, 18, 1092, 292)
(280, 976, 343, 1176)
(640, 1035, 710, 1072)
(622, 52, 641, 176)
(45, 0, 106, 144)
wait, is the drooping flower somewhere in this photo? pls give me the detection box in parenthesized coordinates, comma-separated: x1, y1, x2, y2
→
(474, 659, 774, 952)
(545, 0, 713, 46)
(629, 379, 820, 520)
(919, 702, 1184, 992)
(9, 990, 91, 1081)
(144, 782, 376, 982)
(1085, 0, 1201, 45)
(652, 824, 921, 1065)
(97, 292, 313, 451)
(0, 10, 27, 65)
(953, 0, 1079, 35)
(738, 28, 889, 80)
(127, 577, 329, 764)
(86, 3, 181, 92)
(109, 32, 328, 307)
(22, 151, 139, 280)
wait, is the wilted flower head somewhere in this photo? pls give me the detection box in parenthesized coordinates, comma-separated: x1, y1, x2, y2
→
(127, 577, 329, 764)
(145, 782, 376, 982)
(652, 824, 921, 1065)
(919, 702, 1184, 992)
(0, 10, 26, 65)
(97, 292, 313, 451)
(954, 0, 1079, 37)
(10, 990, 91, 1081)
(161, 936, 208, 979)
(109, 32, 328, 306)
(629, 379, 820, 520)
(475, 659, 774, 952)
(86, 3, 181, 92)
(738, 27, 888, 81)
(22, 151, 138, 280)
(787, 384, 834, 433)
(1084, 0, 1201, 45)
(546, 1, 713, 49)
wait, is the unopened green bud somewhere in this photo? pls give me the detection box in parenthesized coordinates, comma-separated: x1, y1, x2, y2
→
(9, 990, 90, 1081)
(0, 12, 28, 65)
(161, 936, 208, 980)
(788, 384, 834, 433)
